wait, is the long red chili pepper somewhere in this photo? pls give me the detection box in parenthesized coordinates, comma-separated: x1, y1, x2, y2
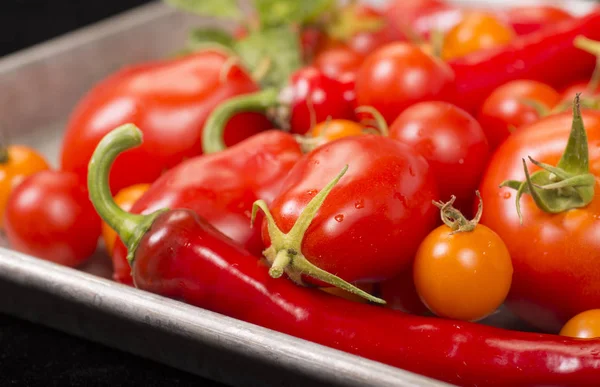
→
(89, 124, 600, 387)
(449, 11, 600, 114)
(110, 129, 303, 285)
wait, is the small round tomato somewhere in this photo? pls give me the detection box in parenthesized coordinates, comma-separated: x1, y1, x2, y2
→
(413, 196, 513, 321)
(313, 44, 364, 79)
(310, 119, 364, 142)
(390, 101, 489, 214)
(101, 183, 150, 257)
(504, 5, 573, 35)
(560, 310, 600, 339)
(4, 170, 101, 267)
(477, 80, 561, 150)
(355, 42, 455, 124)
(442, 12, 515, 61)
(0, 146, 50, 229)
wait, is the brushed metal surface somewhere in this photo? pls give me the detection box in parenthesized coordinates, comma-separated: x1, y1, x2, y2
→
(0, 1, 593, 386)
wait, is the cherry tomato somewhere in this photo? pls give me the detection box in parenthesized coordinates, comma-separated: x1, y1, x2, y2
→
(413, 198, 513, 321)
(343, 4, 395, 57)
(442, 12, 515, 61)
(355, 42, 455, 124)
(4, 170, 101, 267)
(310, 119, 364, 142)
(390, 101, 489, 214)
(379, 267, 430, 315)
(479, 109, 600, 332)
(560, 309, 600, 339)
(384, 0, 450, 40)
(101, 183, 150, 257)
(477, 80, 561, 150)
(313, 44, 364, 79)
(504, 5, 573, 35)
(0, 146, 49, 229)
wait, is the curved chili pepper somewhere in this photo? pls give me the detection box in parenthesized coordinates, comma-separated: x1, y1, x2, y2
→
(110, 129, 302, 285)
(89, 124, 600, 387)
(61, 49, 272, 194)
(450, 11, 600, 114)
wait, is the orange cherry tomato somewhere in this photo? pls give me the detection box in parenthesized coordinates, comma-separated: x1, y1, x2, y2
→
(413, 197, 513, 321)
(321, 283, 375, 303)
(560, 310, 600, 339)
(0, 146, 50, 229)
(310, 119, 365, 141)
(442, 12, 515, 61)
(101, 183, 150, 256)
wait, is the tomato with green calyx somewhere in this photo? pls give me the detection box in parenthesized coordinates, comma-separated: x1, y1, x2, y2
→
(252, 135, 439, 303)
(479, 95, 600, 332)
(560, 309, 600, 339)
(413, 193, 513, 322)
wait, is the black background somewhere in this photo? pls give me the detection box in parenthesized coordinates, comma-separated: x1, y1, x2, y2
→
(1, 1, 222, 386)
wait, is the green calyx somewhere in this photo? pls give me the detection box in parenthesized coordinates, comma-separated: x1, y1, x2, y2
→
(251, 165, 386, 305)
(355, 106, 389, 136)
(433, 192, 483, 234)
(87, 124, 168, 266)
(500, 94, 596, 224)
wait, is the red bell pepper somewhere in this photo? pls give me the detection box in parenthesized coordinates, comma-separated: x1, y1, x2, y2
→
(61, 49, 272, 194)
(110, 129, 302, 285)
(449, 10, 600, 114)
(88, 124, 600, 387)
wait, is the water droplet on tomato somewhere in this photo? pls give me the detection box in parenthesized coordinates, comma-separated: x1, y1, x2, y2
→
(354, 199, 364, 209)
(458, 158, 465, 165)
(503, 192, 511, 199)
(334, 214, 344, 222)
(394, 192, 407, 204)
(307, 189, 317, 196)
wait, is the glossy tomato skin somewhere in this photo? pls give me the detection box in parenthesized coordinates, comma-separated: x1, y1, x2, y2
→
(504, 5, 573, 35)
(560, 81, 600, 102)
(479, 111, 600, 332)
(478, 80, 561, 150)
(261, 135, 439, 284)
(4, 170, 101, 267)
(314, 44, 364, 79)
(389, 101, 489, 214)
(285, 67, 356, 135)
(61, 50, 272, 194)
(310, 119, 364, 142)
(0, 146, 50, 229)
(560, 309, 600, 339)
(413, 223, 513, 322)
(355, 43, 455, 124)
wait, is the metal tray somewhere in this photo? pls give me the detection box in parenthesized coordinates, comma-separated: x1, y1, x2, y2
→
(0, 1, 595, 386)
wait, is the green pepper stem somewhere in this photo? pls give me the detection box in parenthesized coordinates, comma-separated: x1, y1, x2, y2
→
(202, 88, 279, 154)
(87, 124, 167, 265)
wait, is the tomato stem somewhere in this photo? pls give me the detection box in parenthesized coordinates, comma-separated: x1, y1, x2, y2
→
(251, 165, 386, 304)
(433, 192, 482, 233)
(355, 106, 389, 136)
(87, 124, 167, 265)
(202, 88, 279, 154)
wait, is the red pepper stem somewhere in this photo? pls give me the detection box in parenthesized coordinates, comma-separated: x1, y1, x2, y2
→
(87, 124, 167, 265)
(251, 165, 386, 305)
(202, 88, 279, 154)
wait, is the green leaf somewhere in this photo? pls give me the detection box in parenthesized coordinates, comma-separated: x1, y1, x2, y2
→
(253, 0, 335, 27)
(165, 0, 242, 19)
(234, 25, 302, 89)
(187, 28, 235, 50)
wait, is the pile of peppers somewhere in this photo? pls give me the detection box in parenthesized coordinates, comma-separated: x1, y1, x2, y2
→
(4, 1, 600, 386)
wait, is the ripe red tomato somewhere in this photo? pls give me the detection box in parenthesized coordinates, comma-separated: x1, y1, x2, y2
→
(0, 145, 50, 229)
(504, 5, 573, 35)
(61, 50, 272, 194)
(355, 43, 455, 124)
(560, 309, 600, 339)
(258, 135, 439, 291)
(478, 80, 561, 150)
(313, 44, 364, 79)
(384, 0, 450, 40)
(479, 108, 600, 332)
(442, 12, 515, 61)
(389, 101, 489, 214)
(413, 197, 513, 322)
(4, 170, 101, 267)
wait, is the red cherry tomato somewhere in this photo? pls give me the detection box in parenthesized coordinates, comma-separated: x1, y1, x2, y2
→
(478, 80, 561, 150)
(355, 42, 455, 124)
(504, 5, 573, 35)
(285, 67, 356, 135)
(313, 44, 364, 79)
(479, 109, 600, 332)
(560, 309, 600, 339)
(343, 4, 396, 57)
(442, 12, 515, 61)
(0, 146, 50, 229)
(4, 170, 101, 267)
(384, 0, 450, 40)
(389, 101, 489, 214)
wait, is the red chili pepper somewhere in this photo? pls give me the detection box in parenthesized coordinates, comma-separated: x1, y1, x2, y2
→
(449, 11, 600, 114)
(110, 129, 302, 285)
(501, 5, 574, 36)
(61, 49, 272, 194)
(88, 124, 600, 387)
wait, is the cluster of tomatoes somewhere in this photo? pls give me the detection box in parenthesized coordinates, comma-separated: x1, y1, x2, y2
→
(2, 0, 600, 343)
